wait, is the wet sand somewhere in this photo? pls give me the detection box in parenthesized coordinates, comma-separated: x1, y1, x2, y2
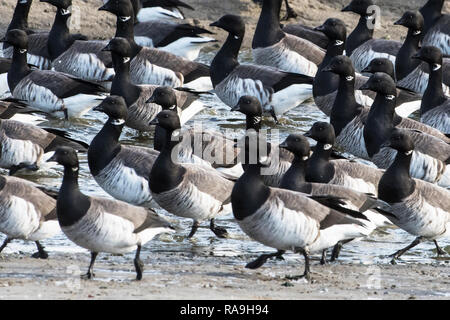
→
(1, 248, 449, 300)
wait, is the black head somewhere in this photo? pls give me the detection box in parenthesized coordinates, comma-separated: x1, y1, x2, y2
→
(40, 0, 72, 10)
(341, 0, 375, 15)
(314, 18, 347, 43)
(99, 0, 134, 19)
(231, 96, 263, 117)
(360, 72, 397, 95)
(361, 58, 395, 77)
(102, 37, 132, 58)
(412, 46, 443, 65)
(146, 87, 177, 109)
(210, 15, 245, 39)
(304, 122, 336, 146)
(382, 129, 415, 154)
(0, 29, 28, 50)
(394, 11, 424, 31)
(150, 110, 181, 131)
(279, 134, 311, 159)
(93, 95, 128, 122)
(47, 146, 79, 168)
(322, 55, 355, 76)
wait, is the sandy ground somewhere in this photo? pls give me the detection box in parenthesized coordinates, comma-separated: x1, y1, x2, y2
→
(0, 249, 449, 300)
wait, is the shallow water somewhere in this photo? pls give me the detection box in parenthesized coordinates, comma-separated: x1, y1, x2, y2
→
(1, 48, 449, 272)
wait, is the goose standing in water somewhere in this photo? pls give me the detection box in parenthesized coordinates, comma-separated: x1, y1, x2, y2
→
(420, 0, 450, 55)
(149, 110, 234, 239)
(231, 129, 372, 279)
(104, 37, 205, 132)
(1, 29, 108, 119)
(412, 46, 450, 134)
(395, 10, 450, 95)
(377, 130, 450, 264)
(0, 175, 60, 259)
(252, 0, 325, 77)
(100, 0, 212, 90)
(210, 14, 314, 121)
(49, 146, 174, 280)
(341, 0, 402, 72)
(361, 72, 450, 188)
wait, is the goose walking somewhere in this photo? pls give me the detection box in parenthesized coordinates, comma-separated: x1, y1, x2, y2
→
(0, 175, 60, 258)
(49, 146, 174, 280)
(210, 14, 314, 121)
(149, 110, 234, 239)
(231, 130, 372, 279)
(377, 130, 450, 264)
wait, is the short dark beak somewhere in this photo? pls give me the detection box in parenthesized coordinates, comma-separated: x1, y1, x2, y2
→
(146, 94, 156, 104)
(0, 37, 8, 44)
(341, 4, 353, 12)
(93, 104, 104, 113)
(314, 25, 325, 32)
(393, 17, 405, 26)
(230, 103, 240, 112)
(98, 2, 111, 12)
(209, 21, 220, 28)
(47, 154, 57, 162)
(322, 64, 333, 72)
(304, 130, 312, 138)
(279, 141, 288, 149)
(149, 118, 159, 125)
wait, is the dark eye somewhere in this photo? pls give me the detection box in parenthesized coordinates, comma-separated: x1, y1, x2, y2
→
(295, 138, 300, 142)
(164, 114, 169, 118)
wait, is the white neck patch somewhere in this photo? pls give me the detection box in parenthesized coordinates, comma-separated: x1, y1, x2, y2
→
(253, 116, 261, 125)
(234, 35, 240, 40)
(171, 130, 181, 139)
(19, 0, 28, 4)
(72, 167, 79, 172)
(123, 57, 130, 63)
(302, 155, 309, 161)
(324, 144, 332, 150)
(366, 15, 375, 20)
(119, 16, 131, 22)
(169, 105, 177, 110)
(61, 8, 71, 16)
(19, 49, 27, 54)
(346, 75, 354, 81)
(405, 150, 413, 156)
(433, 63, 442, 71)
(385, 94, 395, 100)
(334, 40, 344, 46)
(111, 118, 125, 125)
(413, 30, 421, 36)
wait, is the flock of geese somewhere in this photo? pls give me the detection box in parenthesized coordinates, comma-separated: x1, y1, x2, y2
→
(0, 0, 448, 281)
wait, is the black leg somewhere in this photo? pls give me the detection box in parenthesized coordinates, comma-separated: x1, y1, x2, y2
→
(390, 237, 423, 264)
(0, 238, 12, 253)
(245, 250, 285, 269)
(31, 241, 49, 259)
(320, 249, 328, 265)
(210, 219, 228, 239)
(281, 0, 298, 20)
(187, 220, 199, 238)
(134, 245, 144, 280)
(82, 252, 98, 279)
(434, 240, 447, 256)
(285, 248, 311, 281)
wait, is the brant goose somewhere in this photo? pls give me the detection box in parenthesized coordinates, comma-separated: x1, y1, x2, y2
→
(413, 46, 450, 134)
(100, 0, 212, 91)
(0, 175, 60, 258)
(342, 0, 402, 72)
(420, 0, 450, 55)
(1, 0, 52, 70)
(231, 130, 372, 279)
(325, 56, 449, 160)
(104, 37, 205, 132)
(252, 0, 325, 77)
(395, 10, 450, 94)
(49, 146, 174, 280)
(132, 0, 194, 22)
(1, 29, 108, 119)
(305, 122, 384, 196)
(0, 117, 88, 175)
(89, 96, 159, 207)
(378, 130, 450, 264)
(210, 14, 314, 121)
(149, 110, 234, 239)
(361, 72, 450, 188)
(312, 18, 375, 116)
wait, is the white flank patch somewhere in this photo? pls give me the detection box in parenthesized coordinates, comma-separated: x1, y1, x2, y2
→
(28, 220, 61, 241)
(137, 227, 175, 246)
(137, 7, 184, 23)
(0, 196, 41, 239)
(160, 37, 217, 61)
(63, 94, 106, 118)
(10, 113, 47, 126)
(0, 73, 9, 97)
(0, 133, 42, 169)
(271, 84, 313, 116)
(362, 210, 394, 228)
(179, 100, 205, 125)
(53, 52, 114, 82)
(134, 36, 155, 48)
(184, 76, 213, 91)
(13, 78, 64, 114)
(131, 57, 183, 87)
(395, 99, 421, 118)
